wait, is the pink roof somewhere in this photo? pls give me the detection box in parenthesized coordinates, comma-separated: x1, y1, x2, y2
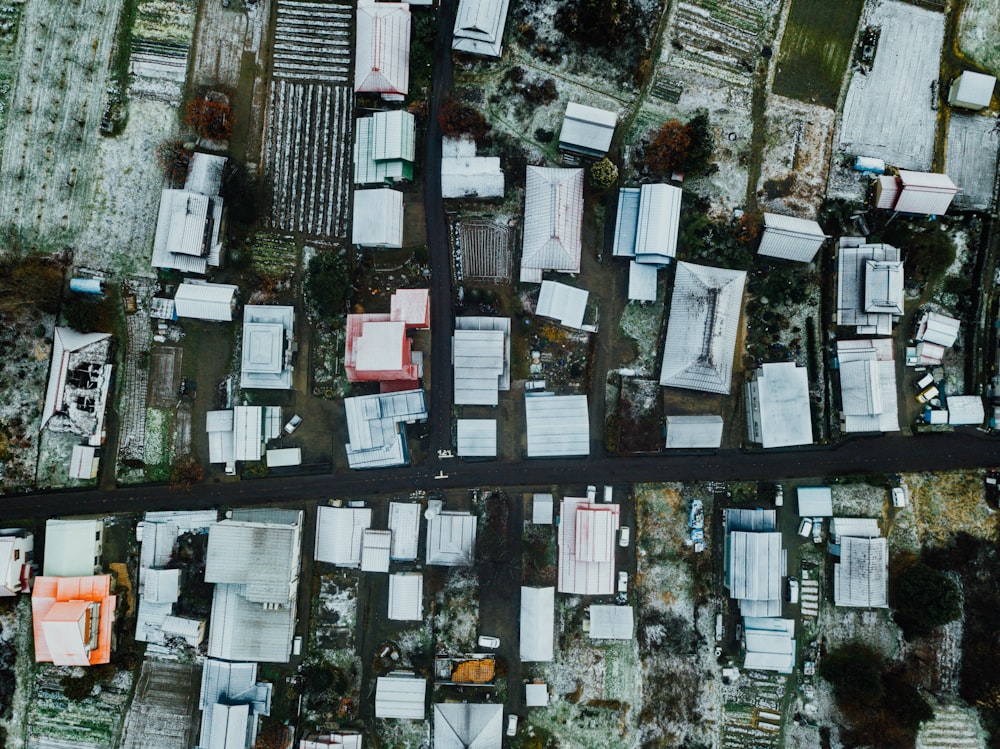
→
(300, 735, 362, 749)
(837, 338, 894, 362)
(344, 314, 419, 383)
(390, 289, 430, 329)
(32, 575, 116, 666)
(875, 176, 899, 209)
(354, 3, 411, 95)
(558, 499, 619, 595)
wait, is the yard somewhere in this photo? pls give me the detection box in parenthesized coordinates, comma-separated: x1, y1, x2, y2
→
(957, 0, 1000, 75)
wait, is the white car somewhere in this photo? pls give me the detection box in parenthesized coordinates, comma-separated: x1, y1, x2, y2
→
(797, 517, 813, 538)
(618, 571, 628, 593)
(787, 577, 800, 604)
(477, 635, 500, 649)
(284, 414, 303, 434)
(619, 526, 631, 547)
(774, 484, 783, 506)
(891, 486, 907, 508)
(506, 715, 518, 737)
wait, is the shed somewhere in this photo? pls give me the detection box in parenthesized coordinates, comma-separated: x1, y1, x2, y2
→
(360, 529, 392, 573)
(174, 282, 237, 322)
(241, 306, 294, 390)
(664, 415, 724, 449)
(627, 261, 658, 302)
(588, 605, 634, 640)
(388, 573, 423, 621)
(524, 394, 590, 457)
(915, 311, 960, 347)
(344, 390, 427, 469)
(725, 532, 784, 617)
(68, 445, 99, 480)
(425, 512, 477, 566)
(612, 188, 641, 258)
(375, 672, 426, 720)
(355, 2, 411, 97)
(519, 586, 554, 662)
(207, 410, 236, 468)
(519, 167, 584, 282)
(557, 499, 620, 595)
(452, 0, 510, 57)
(797, 487, 833, 517)
(453, 327, 507, 406)
(388, 503, 421, 560)
(947, 395, 985, 425)
(233, 406, 263, 462)
(894, 171, 959, 215)
(536, 280, 588, 330)
(442, 154, 505, 198)
(745, 362, 813, 448)
(834, 536, 888, 608)
(353, 189, 404, 248)
(531, 493, 553, 524)
(266, 448, 302, 468)
(457, 419, 497, 457)
(525, 683, 548, 707)
(433, 703, 502, 749)
(757, 213, 828, 263)
(743, 617, 796, 673)
(949, 71, 996, 110)
(634, 184, 682, 265)
(314, 506, 373, 567)
(558, 102, 618, 159)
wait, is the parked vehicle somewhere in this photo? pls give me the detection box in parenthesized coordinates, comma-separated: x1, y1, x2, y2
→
(916, 385, 939, 404)
(506, 715, 518, 737)
(618, 571, 628, 593)
(797, 518, 813, 538)
(586, 485, 597, 502)
(619, 526, 631, 547)
(891, 486, 907, 508)
(915, 373, 934, 391)
(787, 577, 800, 604)
(284, 414, 303, 434)
(689, 498, 705, 529)
(774, 484, 783, 507)
(811, 518, 824, 544)
(477, 635, 500, 649)
(603, 485, 613, 503)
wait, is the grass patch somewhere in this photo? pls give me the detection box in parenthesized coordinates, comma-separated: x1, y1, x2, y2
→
(773, 0, 864, 107)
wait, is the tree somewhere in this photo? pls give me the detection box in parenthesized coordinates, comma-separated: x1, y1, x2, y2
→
(891, 556, 962, 638)
(589, 158, 619, 190)
(646, 120, 691, 176)
(170, 456, 204, 491)
(438, 100, 490, 141)
(820, 642, 885, 705)
(184, 96, 233, 141)
(61, 671, 97, 701)
(305, 251, 352, 319)
(681, 111, 714, 175)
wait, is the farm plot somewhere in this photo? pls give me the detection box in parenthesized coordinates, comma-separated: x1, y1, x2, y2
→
(945, 113, 999, 212)
(27, 667, 132, 749)
(129, 0, 199, 103)
(666, 0, 773, 85)
(454, 217, 515, 284)
(190, 0, 249, 89)
(915, 702, 987, 749)
(957, 0, 1000, 75)
(272, 0, 352, 84)
(837, 1, 943, 171)
(116, 278, 155, 484)
(0, 3, 24, 149)
(0, 0, 124, 253)
(249, 231, 298, 284)
(719, 673, 786, 749)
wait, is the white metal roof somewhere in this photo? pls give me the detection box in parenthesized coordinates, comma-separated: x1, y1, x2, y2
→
(659, 262, 746, 394)
(829, 517, 881, 544)
(442, 156, 505, 198)
(425, 512, 477, 566)
(915, 311, 960, 347)
(352, 189, 404, 247)
(355, 3, 411, 95)
(266, 447, 302, 467)
(43, 518, 102, 577)
(895, 170, 959, 215)
(360, 530, 392, 573)
(241, 306, 294, 390)
(151, 189, 222, 273)
(627, 261, 658, 302)
(356, 321, 407, 372)
(433, 703, 503, 749)
(531, 493, 553, 524)
(524, 394, 590, 457)
(375, 673, 426, 720)
(745, 362, 813, 448)
(453, 329, 506, 406)
(743, 617, 795, 673)
(208, 583, 296, 663)
(175, 282, 237, 321)
(388, 503, 420, 560)
(837, 340, 899, 432)
(525, 683, 548, 707)
(634, 183, 681, 265)
(207, 411, 236, 467)
(456, 317, 511, 392)
(519, 586, 554, 662)
(388, 573, 423, 621)
(141, 567, 180, 604)
(947, 395, 985, 425)
(664, 414, 724, 448)
(837, 241, 901, 333)
(314, 506, 373, 566)
(206, 516, 302, 604)
(558, 101, 617, 157)
(536, 280, 588, 330)
(950, 70, 996, 109)
(457, 419, 497, 457)
(834, 536, 888, 608)
(863, 260, 904, 315)
(797, 487, 833, 516)
(520, 167, 584, 282)
(757, 213, 828, 263)
(453, 0, 510, 57)
(612, 188, 641, 258)
(726, 531, 783, 605)
(589, 605, 634, 640)
(68, 444, 99, 480)
(344, 390, 427, 469)
(232, 406, 262, 462)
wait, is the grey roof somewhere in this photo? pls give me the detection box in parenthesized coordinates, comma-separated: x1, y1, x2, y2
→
(797, 487, 833, 517)
(457, 419, 497, 457)
(757, 213, 828, 263)
(829, 517, 881, 545)
(659, 262, 746, 394)
(588, 604, 634, 640)
(915, 311, 960, 347)
(726, 531, 783, 607)
(627, 261, 658, 302)
(456, 317, 511, 391)
(43, 518, 102, 577)
(664, 415, 724, 448)
(207, 583, 297, 663)
(205, 517, 302, 603)
(241, 306, 294, 390)
(520, 167, 583, 282)
(375, 673, 427, 720)
(454, 327, 506, 406)
(442, 155, 505, 199)
(344, 389, 427, 469)
(524, 394, 590, 457)
(314, 506, 372, 566)
(144, 510, 218, 533)
(531, 493, 553, 524)
(352, 188, 403, 247)
(388, 573, 423, 621)
(836, 240, 901, 334)
(139, 521, 178, 570)
(151, 189, 223, 273)
(950, 70, 997, 108)
(834, 536, 888, 608)
(232, 406, 262, 462)
(198, 659, 271, 749)
(519, 586, 554, 662)
(536, 280, 588, 330)
(175, 282, 237, 322)
(453, 0, 510, 57)
(558, 101, 617, 158)
(947, 395, 985, 425)
(185, 153, 226, 196)
(425, 512, 477, 566)
(388, 503, 421, 560)
(863, 260, 904, 315)
(743, 617, 796, 673)
(361, 529, 392, 572)
(612, 188, 641, 258)
(433, 703, 503, 749)
(726, 508, 776, 533)
(745, 362, 813, 448)
(837, 340, 899, 432)
(634, 184, 681, 265)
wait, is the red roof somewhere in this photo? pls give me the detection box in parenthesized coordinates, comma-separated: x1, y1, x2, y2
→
(557, 499, 619, 595)
(344, 314, 419, 383)
(354, 3, 411, 95)
(32, 575, 116, 666)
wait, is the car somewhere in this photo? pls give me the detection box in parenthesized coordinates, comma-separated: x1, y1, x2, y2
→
(506, 715, 518, 737)
(915, 373, 935, 391)
(619, 526, 631, 547)
(916, 385, 939, 404)
(284, 414, 303, 434)
(618, 571, 628, 593)
(797, 517, 813, 538)
(603, 485, 613, 503)
(477, 635, 500, 649)
(811, 518, 823, 544)
(787, 577, 800, 604)
(891, 486, 907, 508)
(774, 484, 783, 507)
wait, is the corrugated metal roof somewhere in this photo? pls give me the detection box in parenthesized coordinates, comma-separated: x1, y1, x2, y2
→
(43, 518, 102, 577)
(442, 156, 505, 198)
(660, 262, 746, 394)
(726, 531, 782, 603)
(355, 4, 411, 94)
(388, 573, 423, 620)
(233, 406, 262, 462)
(352, 189, 404, 247)
(589, 605, 634, 640)
(757, 213, 828, 263)
(454, 330, 505, 406)
(315, 506, 372, 566)
(837, 340, 899, 432)
(834, 537, 888, 607)
(524, 394, 590, 457)
(829, 517, 881, 544)
(612, 188, 641, 258)
(520, 167, 584, 281)
(141, 568, 180, 604)
(837, 241, 901, 332)
(627, 261, 658, 302)
(797, 487, 833, 516)
(433, 703, 503, 749)
(425, 512, 477, 566)
(745, 362, 813, 448)
(536, 280, 588, 329)
(519, 587, 554, 661)
(388, 503, 420, 560)
(68, 444, 98, 480)
(207, 583, 296, 663)
(206, 518, 301, 604)
(895, 170, 959, 214)
(558, 101, 617, 157)
(139, 520, 178, 570)
(664, 414, 723, 448)
(863, 260, 904, 314)
(151, 190, 222, 273)
(457, 419, 497, 457)
(951, 71, 996, 108)
(634, 184, 681, 265)
(915, 311, 960, 347)
(344, 390, 427, 469)
(453, 0, 510, 57)
(185, 153, 226, 196)
(390, 289, 430, 328)
(947, 395, 985, 425)
(456, 317, 511, 391)
(725, 509, 776, 533)
(360, 530, 392, 572)
(743, 617, 795, 673)
(557, 499, 619, 595)
(375, 673, 426, 719)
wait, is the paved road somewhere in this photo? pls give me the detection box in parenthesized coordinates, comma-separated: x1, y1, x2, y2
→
(8, 431, 1000, 521)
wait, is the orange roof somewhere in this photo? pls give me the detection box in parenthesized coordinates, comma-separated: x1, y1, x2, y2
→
(32, 575, 115, 666)
(452, 659, 495, 684)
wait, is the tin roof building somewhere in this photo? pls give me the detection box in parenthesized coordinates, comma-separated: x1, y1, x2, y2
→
(344, 389, 428, 469)
(757, 213, 829, 263)
(354, 2, 410, 97)
(745, 362, 814, 448)
(457, 419, 497, 458)
(198, 659, 272, 749)
(433, 703, 503, 749)
(659, 262, 746, 394)
(589, 605, 634, 640)
(916, 311, 960, 348)
(834, 536, 888, 608)
(558, 102, 618, 159)
(519, 586, 554, 662)
(836, 240, 903, 335)
(524, 394, 590, 457)
(949, 71, 996, 110)
(452, 0, 510, 57)
(536, 280, 588, 330)
(32, 575, 116, 666)
(612, 184, 681, 266)
(314, 506, 373, 567)
(388, 502, 421, 560)
(532, 493, 553, 524)
(520, 167, 584, 282)
(453, 317, 510, 406)
(425, 511, 477, 567)
(241, 306, 294, 390)
(557, 498, 620, 595)
(353, 188, 404, 247)
(874, 171, 959, 215)
(797, 487, 833, 517)
(354, 110, 416, 184)
(388, 573, 423, 621)
(375, 672, 426, 720)
(725, 530, 785, 618)
(151, 189, 224, 273)
(361, 529, 392, 572)
(836, 339, 899, 433)
(664, 415, 724, 449)
(628, 261, 658, 302)
(175, 282, 238, 322)
(947, 395, 985, 425)
(743, 617, 796, 673)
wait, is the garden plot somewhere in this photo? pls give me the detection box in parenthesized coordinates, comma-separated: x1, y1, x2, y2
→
(957, 0, 1000, 75)
(0, 0, 123, 253)
(756, 95, 835, 216)
(129, 0, 199, 103)
(117, 278, 155, 483)
(837, 1, 944, 171)
(618, 285, 665, 378)
(272, 0, 352, 84)
(0, 3, 24, 148)
(27, 667, 132, 749)
(610, 377, 663, 453)
(915, 702, 987, 749)
(249, 231, 298, 285)
(149, 347, 183, 409)
(454, 217, 515, 284)
(264, 80, 352, 238)
(432, 568, 479, 652)
(945, 113, 999, 212)
(190, 1, 249, 88)
(719, 672, 786, 749)
(314, 572, 358, 649)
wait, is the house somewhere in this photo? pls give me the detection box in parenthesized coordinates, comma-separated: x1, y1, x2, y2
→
(724, 509, 784, 617)
(375, 672, 427, 719)
(354, 110, 416, 184)
(454, 316, 511, 405)
(797, 487, 833, 517)
(0, 531, 33, 595)
(354, 2, 411, 98)
(151, 189, 224, 273)
(874, 171, 959, 215)
(205, 509, 302, 663)
(915, 310, 960, 348)
(361, 529, 392, 572)
(948, 71, 996, 110)
(198, 659, 272, 749)
(452, 0, 510, 57)
(947, 395, 985, 425)
(531, 493, 553, 524)
(756, 213, 829, 263)
(353, 188, 404, 247)
(520, 586, 554, 662)
(314, 506, 373, 567)
(425, 511, 477, 566)
(42, 327, 114, 447)
(557, 498, 620, 595)
(524, 394, 590, 458)
(536, 280, 589, 330)
(442, 136, 505, 199)
(745, 362, 814, 448)
(659, 262, 747, 394)
(241, 305, 295, 390)
(32, 575, 116, 666)
(175, 282, 238, 322)
(664, 415, 724, 449)
(519, 167, 584, 282)
(589, 605, 634, 640)
(837, 239, 904, 334)
(43, 518, 102, 577)
(836, 339, 899, 432)
(612, 184, 682, 266)
(345, 289, 428, 388)
(391, 288, 431, 328)
(388, 573, 423, 621)
(388, 502, 421, 560)
(834, 536, 888, 608)
(457, 419, 497, 458)
(120, 661, 201, 749)
(344, 389, 428, 469)
(433, 703, 503, 749)
(300, 736, 363, 749)
(743, 617, 796, 673)
(206, 406, 283, 471)
(558, 101, 618, 159)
